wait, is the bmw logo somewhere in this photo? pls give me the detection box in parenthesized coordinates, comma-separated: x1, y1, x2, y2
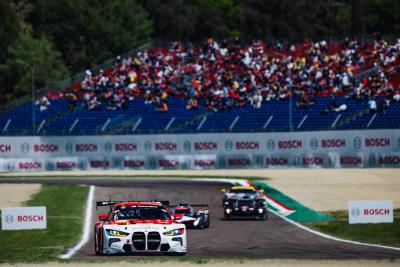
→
(144, 141, 152, 152)
(310, 138, 318, 150)
(65, 143, 73, 154)
(5, 214, 14, 224)
(113, 158, 122, 168)
(351, 208, 360, 217)
(105, 142, 112, 153)
(225, 140, 233, 151)
(353, 137, 362, 149)
(20, 143, 30, 154)
(183, 141, 191, 153)
(79, 160, 88, 170)
(267, 139, 275, 151)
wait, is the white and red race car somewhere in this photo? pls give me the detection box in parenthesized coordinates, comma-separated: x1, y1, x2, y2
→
(94, 200, 187, 255)
(169, 202, 210, 229)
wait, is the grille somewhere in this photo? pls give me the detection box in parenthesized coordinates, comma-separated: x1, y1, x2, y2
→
(147, 232, 161, 250)
(132, 232, 146, 250)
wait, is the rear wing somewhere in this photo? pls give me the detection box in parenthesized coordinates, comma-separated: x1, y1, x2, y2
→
(168, 203, 209, 209)
(96, 200, 170, 210)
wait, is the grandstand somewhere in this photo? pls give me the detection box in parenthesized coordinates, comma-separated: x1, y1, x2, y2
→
(1, 38, 400, 136)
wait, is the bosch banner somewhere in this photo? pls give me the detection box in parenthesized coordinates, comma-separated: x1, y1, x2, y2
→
(0, 129, 399, 171)
(348, 200, 394, 224)
(1, 207, 47, 230)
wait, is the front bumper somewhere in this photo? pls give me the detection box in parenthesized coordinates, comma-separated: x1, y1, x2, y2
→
(102, 230, 187, 255)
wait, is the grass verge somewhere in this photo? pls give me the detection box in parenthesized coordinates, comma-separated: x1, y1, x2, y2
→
(0, 184, 89, 263)
(308, 209, 400, 247)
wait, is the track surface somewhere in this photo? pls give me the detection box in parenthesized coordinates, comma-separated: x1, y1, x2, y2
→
(2, 178, 400, 259)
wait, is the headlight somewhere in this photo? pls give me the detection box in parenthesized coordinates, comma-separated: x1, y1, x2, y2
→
(193, 217, 201, 226)
(258, 208, 264, 214)
(105, 229, 129, 237)
(163, 228, 185, 236)
(225, 208, 231, 214)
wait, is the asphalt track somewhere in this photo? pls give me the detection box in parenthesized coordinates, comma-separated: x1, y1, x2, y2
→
(2, 178, 400, 259)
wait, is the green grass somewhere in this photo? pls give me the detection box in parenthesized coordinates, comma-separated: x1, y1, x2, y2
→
(310, 209, 400, 247)
(0, 184, 89, 263)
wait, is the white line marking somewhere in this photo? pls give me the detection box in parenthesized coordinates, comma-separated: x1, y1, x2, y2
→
(59, 185, 95, 259)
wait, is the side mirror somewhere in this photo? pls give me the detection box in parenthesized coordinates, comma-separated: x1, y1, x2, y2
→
(173, 214, 183, 220)
(99, 214, 109, 221)
(221, 188, 226, 193)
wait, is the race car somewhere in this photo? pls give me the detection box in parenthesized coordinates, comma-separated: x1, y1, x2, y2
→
(221, 185, 264, 206)
(221, 186, 268, 220)
(169, 202, 210, 229)
(94, 200, 187, 255)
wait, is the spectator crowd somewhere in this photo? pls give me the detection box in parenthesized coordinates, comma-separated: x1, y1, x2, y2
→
(43, 38, 400, 113)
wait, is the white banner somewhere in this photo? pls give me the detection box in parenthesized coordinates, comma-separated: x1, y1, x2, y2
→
(0, 129, 399, 171)
(1, 207, 47, 230)
(348, 200, 394, 224)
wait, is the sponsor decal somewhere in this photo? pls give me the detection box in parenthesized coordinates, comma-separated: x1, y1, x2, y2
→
(34, 144, 58, 153)
(310, 138, 319, 150)
(228, 158, 251, 166)
(0, 144, 11, 153)
(159, 159, 179, 167)
(5, 161, 15, 171)
(219, 157, 226, 168)
(55, 161, 77, 169)
(18, 161, 42, 170)
(225, 140, 233, 151)
(365, 138, 391, 147)
(266, 157, 288, 166)
(183, 141, 191, 152)
(5, 214, 14, 224)
(378, 156, 400, 165)
(267, 139, 275, 151)
(194, 142, 218, 151)
(123, 160, 145, 168)
(340, 156, 362, 165)
(235, 141, 259, 150)
(17, 215, 44, 222)
(46, 161, 55, 171)
(303, 156, 324, 166)
(278, 140, 302, 149)
(193, 159, 215, 167)
(90, 160, 110, 168)
(75, 144, 98, 152)
(114, 143, 137, 152)
(144, 141, 152, 152)
(321, 139, 346, 148)
(155, 142, 177, 151)
(353, 137, 362, 149)
(351, 207, 361, 217)
(20, 143, 30, 154)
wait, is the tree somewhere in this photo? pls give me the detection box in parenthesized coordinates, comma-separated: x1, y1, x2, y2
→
(29, 0, 152, 72)
(0, 2, 21, 62)
(0, 33, 69, 103)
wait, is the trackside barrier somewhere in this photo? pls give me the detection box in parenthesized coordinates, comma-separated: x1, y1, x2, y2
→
(0, 129, 399, 172)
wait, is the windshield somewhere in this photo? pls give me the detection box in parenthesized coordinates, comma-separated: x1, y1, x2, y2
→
(113, 206, 170, 220)
(229, 189, 256, 194)
(174, 208, 192, 216)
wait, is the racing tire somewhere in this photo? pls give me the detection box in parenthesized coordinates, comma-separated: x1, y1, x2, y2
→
(94, 228, 103, 255)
